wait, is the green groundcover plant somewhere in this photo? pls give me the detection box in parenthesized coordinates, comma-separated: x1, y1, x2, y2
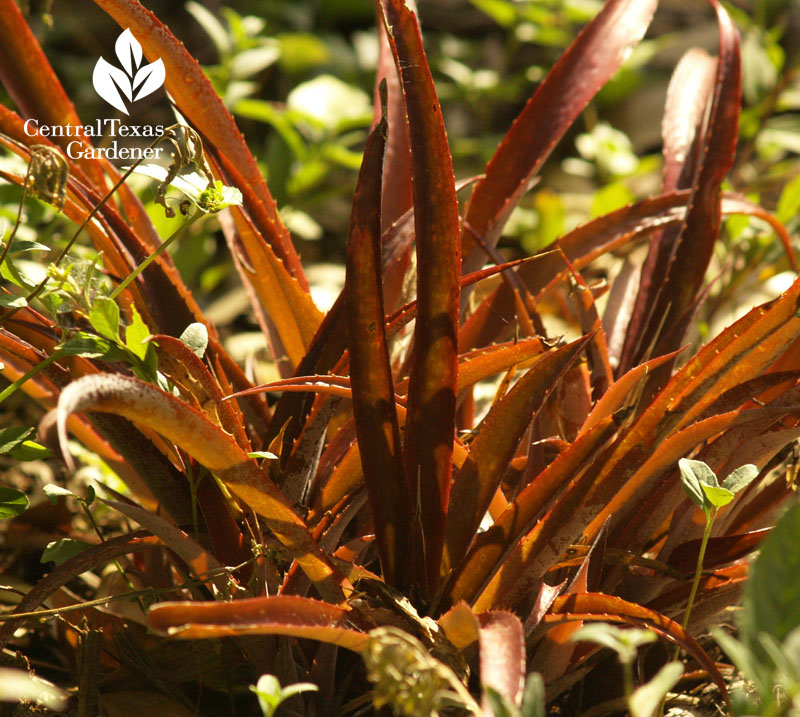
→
(1, 0, 800, 714)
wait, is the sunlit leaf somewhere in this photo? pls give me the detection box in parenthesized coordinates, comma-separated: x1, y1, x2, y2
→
(89, 297, 121, 342)
(178, 322, 209, 359)
(701, 483, 735, 509)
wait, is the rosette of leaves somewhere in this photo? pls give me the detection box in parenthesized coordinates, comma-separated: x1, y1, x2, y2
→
(1, 0, 800, 713)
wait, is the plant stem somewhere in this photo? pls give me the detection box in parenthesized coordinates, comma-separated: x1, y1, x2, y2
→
(622, 660, 634, 704)
(110, 212, 202, 300)
(673, 508, 717, 660)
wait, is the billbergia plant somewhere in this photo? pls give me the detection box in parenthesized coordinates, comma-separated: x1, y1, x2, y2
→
(1, 0, 799, 713)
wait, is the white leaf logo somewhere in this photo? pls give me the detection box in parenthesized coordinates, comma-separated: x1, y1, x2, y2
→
(93, 29, 164, 115)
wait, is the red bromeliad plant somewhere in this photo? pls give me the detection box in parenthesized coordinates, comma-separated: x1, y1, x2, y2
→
(2, 0, 799, 712)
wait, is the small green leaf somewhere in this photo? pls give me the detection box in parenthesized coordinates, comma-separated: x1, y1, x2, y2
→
(0, 487, 29, 519)
(179, 322, 209, 359)
(721, 464, 759, 494)
(251, 674, 318, 717)
(41, 539, 92, 566)
(89, 297, 121, 342)
(701, 483, 735, 509)
(274, 682, 319, 701)
(85, 484, 96, 506)
(9, 440, 52, 461)
(42, 484, 76, 505)
(0, 426, 34, 454)
(125, 305, 152, 362)
(5, 239, 49, 254)
(483, 687, 516, 717)
(571, 624, 656, 665)
(519, 673, 545, 717)
(248, 451, 278, 460)
(0, 295, 27, 309)
(60, 333, 132, 366)
(678, 458, 718, 511)
(628, 662, 683, 717)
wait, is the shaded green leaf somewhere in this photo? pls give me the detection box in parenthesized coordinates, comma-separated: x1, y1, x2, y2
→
(0, 295, 26, 309)
(678, 458, 717, 510)
(0, 487, 29, 519)
(483, 687, 517, 717)
(0, 426, 33, 454)
(741, 502, 800, 652)
(721, 464, 759, 494)
(571, 623, 656, 665)
(519, 672, 545, 717)
(61, 333, 128, 362)
(41, 539, 92, 566)
(9, 440, 52, 461)
(629, 662, 683, 717)
(712, 627, 770, 696)
(4, 239, 49, 254)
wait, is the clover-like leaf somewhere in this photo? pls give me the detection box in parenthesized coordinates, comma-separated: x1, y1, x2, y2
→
(722, 464, 759, 494)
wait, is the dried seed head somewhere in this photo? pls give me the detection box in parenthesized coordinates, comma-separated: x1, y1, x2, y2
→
(155, 124, 214, 217)
(26, 145, 68, 211)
